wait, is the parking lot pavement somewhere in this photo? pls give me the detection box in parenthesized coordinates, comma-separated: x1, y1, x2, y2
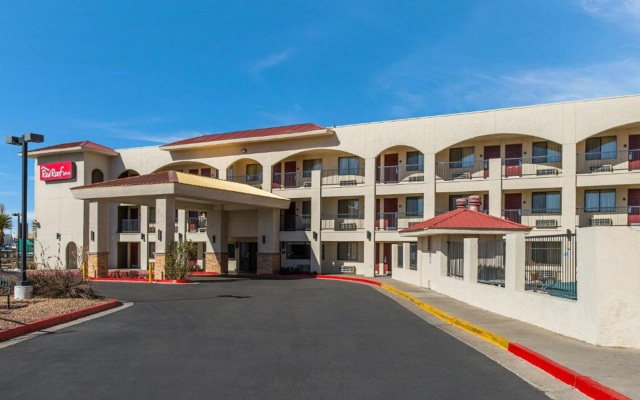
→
(0, 278, 549, 400)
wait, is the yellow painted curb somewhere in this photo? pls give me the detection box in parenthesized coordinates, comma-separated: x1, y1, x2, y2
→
(380, 284, 510, 350)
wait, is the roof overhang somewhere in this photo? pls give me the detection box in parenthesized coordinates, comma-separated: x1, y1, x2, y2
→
(28, 147, 119, 158)
(160, 128, 334, 151)
(400, 228, 532, 237)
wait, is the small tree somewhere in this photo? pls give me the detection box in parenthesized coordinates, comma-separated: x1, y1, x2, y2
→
(0, 203, 12, 247)
(165, 240, 197, 280)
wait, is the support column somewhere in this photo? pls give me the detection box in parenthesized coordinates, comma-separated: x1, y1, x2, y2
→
(205, 207, 228, 273)
(310, 169, 322, 274)
(463, 237, 478, 283)
(561, 143, 577, 230)
(154, 196, 175, 280)
(505, 232, 526, 292)
(140, 206, 149, 270)
(257, 208, 281, 274)
(424, 153, 437, 218)
(363, 157, 377, 277)
(488, 158, 503, 217)
(88, 200, 110, 277)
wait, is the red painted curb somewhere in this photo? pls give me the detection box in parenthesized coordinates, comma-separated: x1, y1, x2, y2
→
(508, 343, 631, 400)
(155, 279, 192, 284)
(315, 275, 383, 286)
(90, 278, 192, 284)
(575, 376, 632, 400)
(189, 272, 220, 276)
(0, 299, 120, 342)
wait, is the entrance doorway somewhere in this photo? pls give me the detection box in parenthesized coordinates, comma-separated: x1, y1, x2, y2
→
(629, 135, 640, 171)
(483, 145, 500, 178)
(505, 144, 522, 177)
(628, 189, 640, 225)
(504, 193, 522, 223)
(238, 242, 258, 273)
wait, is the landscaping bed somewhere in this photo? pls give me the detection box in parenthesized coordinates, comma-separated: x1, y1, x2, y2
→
(0, 297, 113, 330)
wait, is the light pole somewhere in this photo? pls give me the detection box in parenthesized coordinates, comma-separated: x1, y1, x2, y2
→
(6, 133, 45, 299)
(12, 212, 21, 271)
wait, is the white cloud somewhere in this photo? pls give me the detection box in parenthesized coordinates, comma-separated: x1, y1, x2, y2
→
(249, 49, 293, 78)
(67, 118, 205, 144)
(257, 104, 306, 126)
(375, 56, 640, 117)
(0, 191, 18, 196)
(580, 0, 640, 27)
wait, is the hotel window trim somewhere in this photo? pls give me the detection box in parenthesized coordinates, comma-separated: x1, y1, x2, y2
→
(450, 147, 474, 168)
(585, 136, 617, 160)
(338, 242, 359, 261)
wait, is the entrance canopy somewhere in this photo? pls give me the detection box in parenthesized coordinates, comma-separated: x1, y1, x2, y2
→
(71, 170, 290, 210)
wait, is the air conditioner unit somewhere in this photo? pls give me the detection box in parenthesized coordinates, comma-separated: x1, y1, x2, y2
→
(339, 223, 357, 230)
(536, 168, 558, 176)
(303, 181, 312, 187)
(590, 165, 613, 173)
(339, 180, 358, 186)
(535, 219, 558, 228)
(590, 218, 613, 226)
(453, 172, 471, 180)
(408, 176, 424, 182)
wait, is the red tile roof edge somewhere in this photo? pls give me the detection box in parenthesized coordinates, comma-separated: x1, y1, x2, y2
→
(30, 140, 117, 155)
(401, 209, 531, 233)
(71, 171, 176, 190)
(161, 123, 326, 147)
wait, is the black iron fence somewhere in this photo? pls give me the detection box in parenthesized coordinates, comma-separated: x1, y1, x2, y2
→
(502, 156, 562, 177)
(321, 214, 365, 231)
(525, 232, 577, 300)
(447, 240, 464, 279)
(577, 150, 640, 174)
(376, 165, 425, 183)
(272, 171, 312, 189)
(321, 168, 366, 186)
(280, 214, 312, 231)
(436, 160, 485, 181)
(477, 238, 505, 286)
(576, 206, 640, 227)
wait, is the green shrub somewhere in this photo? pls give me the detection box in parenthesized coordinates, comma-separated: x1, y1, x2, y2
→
(165, 240, 197, 280)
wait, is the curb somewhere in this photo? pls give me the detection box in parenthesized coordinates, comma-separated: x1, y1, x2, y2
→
(0, 298, 121, 342)
(300, 275, 631, 400)
(90, 278, 192, 284)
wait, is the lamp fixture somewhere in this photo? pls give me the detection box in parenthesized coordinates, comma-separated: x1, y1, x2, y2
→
(56, 233, 61, 240)
(141, 233, 145, 241)
(241, 148, 247, 154)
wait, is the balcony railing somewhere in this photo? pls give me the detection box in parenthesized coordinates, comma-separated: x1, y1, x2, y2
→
(321, 214, 365, 231)
(121, 219, 140, 233)
(502, 209, 561, 228)
(227, 174, 263, 188)
(148, 222, 156, 233)
(576, 206, 640, 227)
(272, 171, 312, 189)
(577, 150, 640, 174)
(280, 214, 311, 231)
(376, 165, 424, 184)
(375, 212, 423, 230)
(186, 217, 207, 233)
(503, 156, 562, 177)
(321, 169, 365, 186)
(436, 160, 486, 181)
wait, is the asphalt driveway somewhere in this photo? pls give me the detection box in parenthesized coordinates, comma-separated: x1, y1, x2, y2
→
(0, 278, 548, 399)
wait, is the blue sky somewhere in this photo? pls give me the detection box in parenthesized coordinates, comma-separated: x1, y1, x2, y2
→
(1, 0, 640, 233)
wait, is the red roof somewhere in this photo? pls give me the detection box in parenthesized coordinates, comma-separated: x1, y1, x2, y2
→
(71, 171, 177, 190)
(401, 209, 531, 233)
(162, 123, 326, 147)
(30, 141, 117, 155)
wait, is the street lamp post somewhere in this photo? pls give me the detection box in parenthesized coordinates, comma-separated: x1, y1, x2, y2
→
(12, 212, 21, 271)
(6, 133, 44, 299)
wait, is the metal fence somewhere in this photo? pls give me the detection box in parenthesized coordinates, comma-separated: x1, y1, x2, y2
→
(321, 214, 365, 231)
(502, 157, 562, 177)
(320, 169, 366, 186)
(120, 219, 140, 233)
(227, 175, 263, 188)
(525, 232, 577, 300)
(577, 150, 640, 174)
(376, 165, 425, 183)
(272, 171, 312, 189)
(576, 206, 640, 227)
(447, 240, 464, 279)
(280, 214, 312, 231)
(477, 238, 505, 286)
(436, 160, 485, 181)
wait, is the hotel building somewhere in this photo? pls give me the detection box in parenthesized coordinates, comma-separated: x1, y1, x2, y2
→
(28, 95, 640, 279)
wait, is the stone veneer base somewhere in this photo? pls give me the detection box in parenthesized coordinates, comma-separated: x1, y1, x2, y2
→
(257, 253, 280, 275)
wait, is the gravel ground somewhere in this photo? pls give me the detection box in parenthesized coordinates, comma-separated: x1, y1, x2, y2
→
(0, 297, 111, 330)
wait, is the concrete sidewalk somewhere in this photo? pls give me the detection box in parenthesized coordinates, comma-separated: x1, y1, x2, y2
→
(371, 276, 639, 399)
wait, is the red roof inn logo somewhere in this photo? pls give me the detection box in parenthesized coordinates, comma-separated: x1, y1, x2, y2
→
(40, 161, 75, 181)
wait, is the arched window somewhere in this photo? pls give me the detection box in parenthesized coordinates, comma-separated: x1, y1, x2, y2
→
(91, 169, 104, 183)
(66, 242, 78, 269)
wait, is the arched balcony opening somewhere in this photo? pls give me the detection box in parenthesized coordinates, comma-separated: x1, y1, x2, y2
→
(435, 134, 563, 181)
(225, 158, 263, 188)
(271, 149, 365, 189)
(576, 121, 640, 174)
(375, 146, 424, 184)
(154, 161, 218, 178)
(118, 169, 140, 179)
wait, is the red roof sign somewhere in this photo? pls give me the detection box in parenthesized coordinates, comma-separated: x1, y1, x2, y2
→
(40, 161, 75, 182)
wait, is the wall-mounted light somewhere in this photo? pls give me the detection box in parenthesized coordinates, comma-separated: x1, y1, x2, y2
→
(158, 230, 163, 241)
(241, 148, 247, 154)
(367, 231, 372, 241)
(141, 233, 145, 241)
(179, 233, 183, 241)
(56, 233, 61, 241)
(236, 241, 239, 248)
(91, 231, 95, 242)
(313, 231, 318, 241)
(212, 235, 216, 243)
(262, 235, 266, 244)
